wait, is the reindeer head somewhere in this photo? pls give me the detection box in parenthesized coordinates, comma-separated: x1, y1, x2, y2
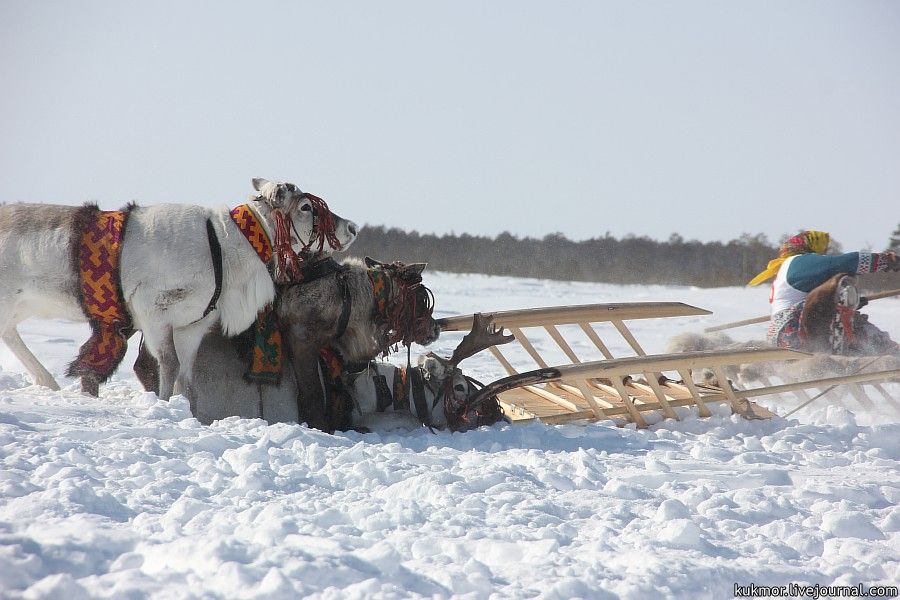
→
(251, 179, 358, 280)
(420, 313, 513, 432)
(365, 257, 441, 350)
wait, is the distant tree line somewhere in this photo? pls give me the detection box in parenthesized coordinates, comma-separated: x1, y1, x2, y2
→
(348, 223, 900, 289)
(348, 227, 774, 287)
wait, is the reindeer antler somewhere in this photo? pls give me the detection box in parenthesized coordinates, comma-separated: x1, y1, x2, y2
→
(449, 313, 514, 366)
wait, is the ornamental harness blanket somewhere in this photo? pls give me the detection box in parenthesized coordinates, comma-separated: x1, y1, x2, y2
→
(229, 204, 283, 383)
(68, 204, 134, 384)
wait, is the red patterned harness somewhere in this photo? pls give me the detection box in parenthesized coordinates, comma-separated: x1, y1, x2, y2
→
(229, 204, 283, 383)
(68, 208, 133, 382)
(229, 204, 273, 263)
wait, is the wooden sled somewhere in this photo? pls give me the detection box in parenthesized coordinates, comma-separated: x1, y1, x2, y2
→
(437, 303, 900, 426)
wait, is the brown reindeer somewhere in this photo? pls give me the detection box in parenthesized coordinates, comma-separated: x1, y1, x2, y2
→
(799, 273, 850, 353)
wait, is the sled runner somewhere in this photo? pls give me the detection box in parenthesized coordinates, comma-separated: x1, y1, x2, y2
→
(437, 302, 900, 427)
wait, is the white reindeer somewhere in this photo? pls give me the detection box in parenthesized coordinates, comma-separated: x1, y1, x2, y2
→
(0, 178, 357, 399)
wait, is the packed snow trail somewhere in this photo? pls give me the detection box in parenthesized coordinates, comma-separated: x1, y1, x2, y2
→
(1, 273, 898, 598)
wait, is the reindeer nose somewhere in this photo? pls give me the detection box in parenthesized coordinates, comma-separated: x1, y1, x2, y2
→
(347, 222, 358, 236)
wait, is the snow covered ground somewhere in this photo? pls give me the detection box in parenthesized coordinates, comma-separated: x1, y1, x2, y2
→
(1, 273, 898, 599)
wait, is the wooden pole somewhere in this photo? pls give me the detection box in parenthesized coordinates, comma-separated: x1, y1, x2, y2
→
(703, 315, 768, 333)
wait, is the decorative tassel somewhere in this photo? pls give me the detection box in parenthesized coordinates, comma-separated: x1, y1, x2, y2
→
(272, 210, 302, 284)
(304, 193, 342, 253)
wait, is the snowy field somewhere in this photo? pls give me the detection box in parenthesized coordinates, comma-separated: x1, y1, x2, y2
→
(1, 272, 899, 599)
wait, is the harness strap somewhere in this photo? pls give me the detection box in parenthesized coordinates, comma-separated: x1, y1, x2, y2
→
(368, 268, 391, 319)
(335, 267, 352, 339)
(318, 346, 352, 432)
(230, 204, 273, 264)
(373, 370, 394, 412)
(246, 306, 282, 385)
(408, 367, 432, 429)
(298, 257, 341, 283)
(200, 218, 223, 319)
(393, 367, 409, 410)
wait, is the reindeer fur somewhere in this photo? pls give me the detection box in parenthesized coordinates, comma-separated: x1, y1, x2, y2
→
(798, 273, 844, 353)
(0, 204, 85, 389)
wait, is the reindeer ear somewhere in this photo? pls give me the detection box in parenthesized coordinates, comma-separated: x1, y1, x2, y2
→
(420, 353, 451, 379)
(365, 257, 383, 269)
(252, 178, 270, 192)
(403, 263, 427, 277)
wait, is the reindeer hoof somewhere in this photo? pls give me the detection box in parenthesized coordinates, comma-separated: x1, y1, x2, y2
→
(81, 375, 100, 397)
(306, 418, 330, 432)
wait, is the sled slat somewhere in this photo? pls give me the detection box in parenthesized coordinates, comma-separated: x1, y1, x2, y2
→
(498, 401, 538, 422)
(589, 380, 624, 403)
(633, 377, 679, 420)
(498, 387, 577, 420)
(552, 380, 616, 410)
(489, 345, 519, 376)
(847, 384, 876, 410)
(871, 383, 900, 412)
(611, 376, 648, 426)
(676, 370, 713, 418)
(712, 366, 742, 413)
(579, 323, 615, 360)
(787, 382, 817, 407)
(657, 381, 696, 402)
(703, 315, 769, 333)
(573, 379, 608, 419)
(522, 385, 582, 413)
(511, 327, 548, 369)
(529, 410, 597, 425)
(545, 325, 581, 363)
(612, 320, 646, 356)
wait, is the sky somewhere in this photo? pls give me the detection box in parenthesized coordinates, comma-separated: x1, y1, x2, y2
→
(2, 1, 899, 251)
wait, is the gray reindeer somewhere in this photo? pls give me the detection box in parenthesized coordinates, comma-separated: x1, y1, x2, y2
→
(140, 257, 442, 431)
(186, 297, 510, 432)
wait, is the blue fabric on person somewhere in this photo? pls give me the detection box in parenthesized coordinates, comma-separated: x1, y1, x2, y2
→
(784, 253, 864, 293)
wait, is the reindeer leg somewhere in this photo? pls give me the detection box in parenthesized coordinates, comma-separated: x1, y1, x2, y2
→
(171, 319, 212, 400)
(290, 344, 329, 431)
(1, 326, 61, 390)
(133, 336, 160, 394)
(143, 326, 178, 401)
